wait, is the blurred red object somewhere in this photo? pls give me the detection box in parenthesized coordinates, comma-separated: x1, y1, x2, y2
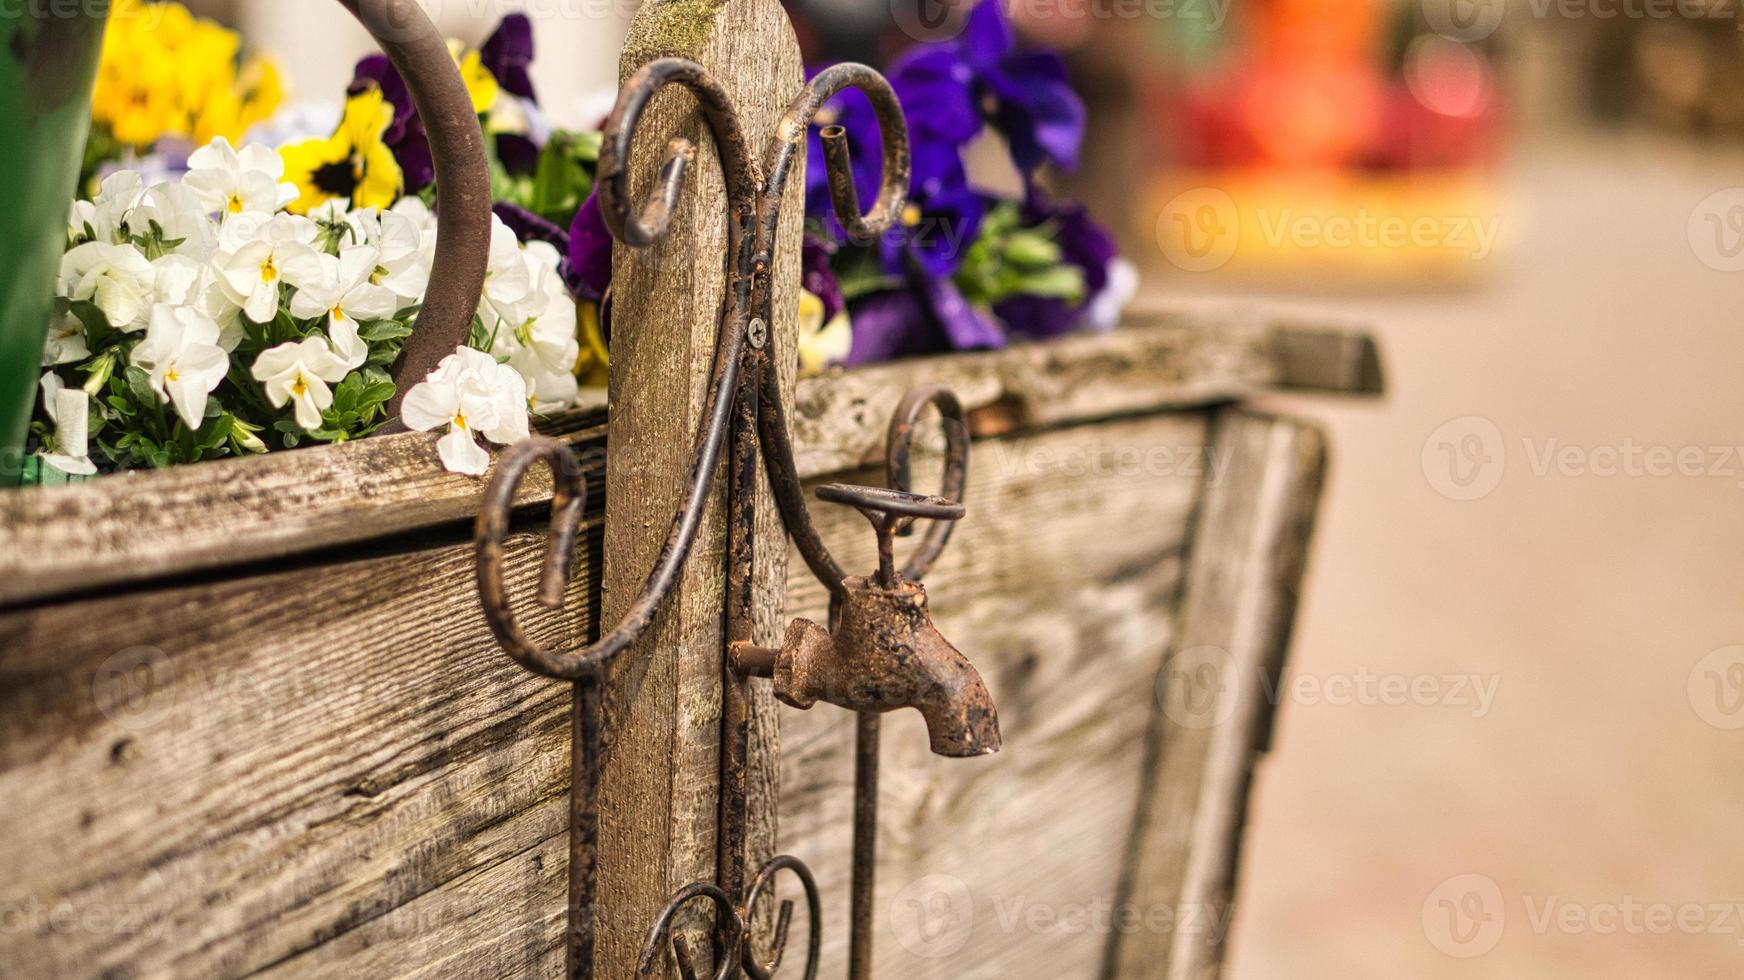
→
(1158, 0, 1500, 172)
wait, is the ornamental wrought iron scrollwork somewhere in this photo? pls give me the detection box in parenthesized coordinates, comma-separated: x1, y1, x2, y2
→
(475, 56, 997, 980)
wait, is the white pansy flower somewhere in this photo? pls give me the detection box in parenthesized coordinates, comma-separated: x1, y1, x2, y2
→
(371, 206, 432, 306)
(215, 209, 269, 253)
(214, 214, 319, 324)
(309, 198, 376, 253)
(154, 253, 244, 351)
(401, 346, 530, 475)
(59, 240, 157, 331)
(390, 195, 436, 230)
(42, 311, 89, 366)
(1082, 258, 1139, 332)
(37, 372, 96, 476)
(69, 172, 143, 245)
(130, 304, 230, 429)
(133, 181, 217, 259)
(493, 243, 580, 412)
(284, 245, 396, 370)
(183, 137, 297, 218)
(250, 336, 350, 431)
(477, 214, 534, 335)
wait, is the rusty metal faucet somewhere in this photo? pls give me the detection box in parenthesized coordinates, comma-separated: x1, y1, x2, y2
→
(734, 484, 1001, 758)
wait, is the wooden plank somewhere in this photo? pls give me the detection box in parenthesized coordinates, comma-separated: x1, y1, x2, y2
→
(0, 407, 604, 608)
(776, 413, 1210, 978)
(1106, 409, 1328, 980)
(596, 1, 802, 976)
(1270, 324, 1385, 396)
(0, 312, 1377, 610)
(0, 519, 597, 978)
(0, 405, 1330, 979)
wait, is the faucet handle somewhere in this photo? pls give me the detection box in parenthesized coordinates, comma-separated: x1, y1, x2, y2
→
(814, 483, 964, 587)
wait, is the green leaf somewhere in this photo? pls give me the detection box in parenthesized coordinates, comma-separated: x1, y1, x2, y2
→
(528, 131, 602, 226)
(358, 319, 413, 342)
(123, 366, 157, 410)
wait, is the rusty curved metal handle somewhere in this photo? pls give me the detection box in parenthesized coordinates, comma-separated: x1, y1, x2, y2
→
(638, 881, 745, 980)
(740, 854, 822, 980)
(764, 62, 911, 243)
(336, 0, 491, 418)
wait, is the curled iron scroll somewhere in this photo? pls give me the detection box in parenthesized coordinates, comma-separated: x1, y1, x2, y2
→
(636, 854, 822, 980)
(336, 0, 491, 416)
(476, 57, 924, 677)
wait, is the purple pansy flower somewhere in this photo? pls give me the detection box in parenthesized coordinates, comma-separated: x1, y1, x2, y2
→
(878, 177, 984, 280)
(803, 234, 845, 323)
(565, 192, 612, 302)
(479, 13, 541, 176)
(886, 45, 980, 197)
(479, 13, 536, 102)
(955, 0, 1086, 175)
(844, 273, 1006, 367)
(992, 195, 1121, 340)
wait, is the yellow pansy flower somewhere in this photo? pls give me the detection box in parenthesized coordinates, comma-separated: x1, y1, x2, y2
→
(89, 0, 283, 148)
(573, 300, 609, 388)
(280, 88, 404, 215)
(447, 40, 500, 115)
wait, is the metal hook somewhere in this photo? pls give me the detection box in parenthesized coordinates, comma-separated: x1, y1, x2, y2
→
(742, 855, 822, 980)
(474, 437, 592, 679)
(598, 58, 760, 248)
(884, 384, 970, 582)
(638, 882, 746, 980)
(763, 62, 910, 243)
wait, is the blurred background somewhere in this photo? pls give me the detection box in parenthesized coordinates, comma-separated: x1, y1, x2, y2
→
(197, 0, 1744, 974)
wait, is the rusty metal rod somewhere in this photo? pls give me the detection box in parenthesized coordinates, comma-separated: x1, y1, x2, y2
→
(335, 0, 490, 418)
(849, 711, 880, 980)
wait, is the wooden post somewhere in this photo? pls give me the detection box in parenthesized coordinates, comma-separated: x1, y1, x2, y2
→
(599, 1, 802, 976)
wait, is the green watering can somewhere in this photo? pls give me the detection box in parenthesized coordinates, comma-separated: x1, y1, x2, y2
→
(0, 7, 107, 483)
(0, 0, 491, 486)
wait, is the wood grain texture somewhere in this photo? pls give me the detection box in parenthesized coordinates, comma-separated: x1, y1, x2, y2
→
(1105, 409, 1328, 980)
(0, 403, 1335, 979)
(0, 314, 1377, 612)
(775, 413, 1211, 979)
(0, 517, 600, 978)
(0, 410, 605, 608)
(599, 2, 802, 976)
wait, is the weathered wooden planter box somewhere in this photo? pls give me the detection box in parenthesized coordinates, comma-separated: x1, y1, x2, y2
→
(0, 310, 1378, 978)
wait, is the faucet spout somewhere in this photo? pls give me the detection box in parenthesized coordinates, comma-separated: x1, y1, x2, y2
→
(771, 575, 1002, 758)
